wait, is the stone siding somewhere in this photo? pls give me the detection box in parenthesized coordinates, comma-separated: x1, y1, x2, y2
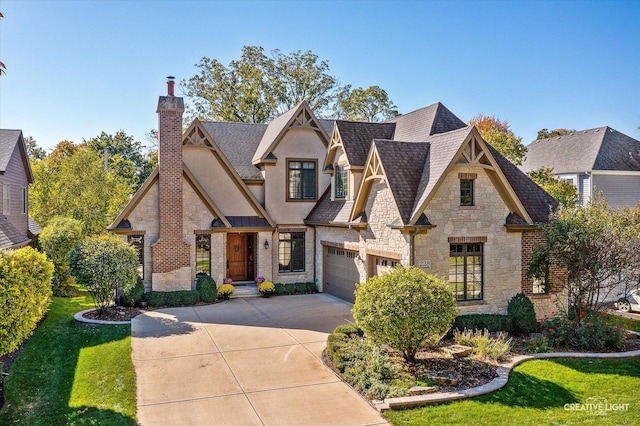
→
(416, 168, 521, 314)
(273, 227, 315, 284)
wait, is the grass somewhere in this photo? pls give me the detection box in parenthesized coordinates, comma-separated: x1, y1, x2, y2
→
(384, 358, 640, 425)
(0, 290, 136, 425)
(605, 313, 640, 332)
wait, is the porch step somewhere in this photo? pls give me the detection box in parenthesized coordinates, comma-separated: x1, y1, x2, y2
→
(231, 284, 260, 298)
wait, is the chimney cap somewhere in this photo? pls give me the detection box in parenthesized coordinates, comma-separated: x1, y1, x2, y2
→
(167, 75, 175, 80)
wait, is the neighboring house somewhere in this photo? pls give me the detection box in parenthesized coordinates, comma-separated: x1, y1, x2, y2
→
(109, 79, 560, 317)
(0, 129, 39, 249)
(521, 127, 640, 208)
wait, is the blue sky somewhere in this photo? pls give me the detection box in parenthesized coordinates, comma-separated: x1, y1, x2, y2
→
(1, 0, 639, 152)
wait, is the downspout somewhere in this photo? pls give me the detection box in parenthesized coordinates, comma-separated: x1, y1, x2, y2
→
(410, 228, 419, 266)
(313, 225, 318, 290)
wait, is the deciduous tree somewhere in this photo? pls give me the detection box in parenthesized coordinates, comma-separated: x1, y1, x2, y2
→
(528, 167, 579, 207)
(528, 197, 640, 314)
(24, 136, 48, 161)
(469, 114, 527, 165)
(335, 85, 398, 122)
(30, 142, 131, 236)
(536, 128, 575, 139)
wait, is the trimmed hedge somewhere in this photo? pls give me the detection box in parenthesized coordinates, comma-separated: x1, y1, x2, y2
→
(451, 314, 513, 334)
(333, 323, 364, 337)
(0, 247, 54, 356)
(284, 283, 296, 295)
(196, 275, 217, 303)
(507, 293, 538, 334)
(274, 283, 285, 295)
(145, 290, 201, 307)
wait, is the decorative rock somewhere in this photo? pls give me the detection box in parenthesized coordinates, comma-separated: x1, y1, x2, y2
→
(408, 386, 439, 396)
(489, 331, 509, 339)
(443, 344, 473, 358)
(530, 332, 543, 339)
(426, 369, 461, 386)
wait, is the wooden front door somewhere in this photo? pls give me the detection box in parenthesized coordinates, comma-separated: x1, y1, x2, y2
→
(227, 234, 248, 281)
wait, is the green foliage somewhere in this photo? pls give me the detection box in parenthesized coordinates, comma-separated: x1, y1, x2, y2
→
(145, 291, 166, 307)
(352, 266, 457, 362)
(527, 167, 578, 207)
(305, 282, 317, 293)
(121, 277, 145, 307)
(179, 290, 200, 306)
(536, 128, 575, 139)
(507, 293, 538, 335)
(24, 135, 47, 161)
(39, 216, 83, 297)
(294, 282, 307, 293)
(525, 335, 552, 353)
(453, 329, 513, 362)
(30, 142, 132, 236)
(333, 323, 364, 337)
(0, 291, 135, 424)
(469, 114, 527, 165)
(164, 291, 182, 307)
(528, 197, 640, 313)
(182, 46, 396, 123)
(284, 283, 296, 295)
(70, 235, 138, 313)
(328, 334, 407, 400)
(274, 283, 285, 295)
(605, 313, 640, 332)
(0, 247, 53, 356)
(196, 275, 217, 302)
(541, 310, 626, 351)
(335, 85, 399, 121)
(451, 314, 513, 334)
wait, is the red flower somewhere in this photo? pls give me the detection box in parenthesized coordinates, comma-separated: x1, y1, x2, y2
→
(601, 311, 606, 316)
(548, 328, 553, 333)
(555, 326, 559, 331)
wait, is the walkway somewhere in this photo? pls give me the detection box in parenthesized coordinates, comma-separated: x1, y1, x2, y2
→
(131, 294, 387, 426)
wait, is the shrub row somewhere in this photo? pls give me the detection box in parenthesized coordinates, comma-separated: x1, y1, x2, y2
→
(145, 290, 201, 307)
(273, 282, 316, 296)
(0, 247, 54, 356)
(541, 311, 626, 351)
(451, 293, 539, 335)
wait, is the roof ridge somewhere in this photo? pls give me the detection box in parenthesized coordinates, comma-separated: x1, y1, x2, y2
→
(385, 102, 441, 123)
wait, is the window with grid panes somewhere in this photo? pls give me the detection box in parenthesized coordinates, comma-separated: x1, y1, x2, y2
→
(460, 179, 474, 206)
(278, 232, 305, 272)
(335, 164, 348, 199)
(288, 160, 316, 200)
(128, 235, 144, 279)
(196, 234, 211, 276)
(448, 243, 483, 301)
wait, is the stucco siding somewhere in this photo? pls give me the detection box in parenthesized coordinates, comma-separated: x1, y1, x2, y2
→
(183, 146, 257, 216)
(265, 128, 331, 224)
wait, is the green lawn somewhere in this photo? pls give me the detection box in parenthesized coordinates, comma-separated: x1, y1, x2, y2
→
(385, 358, 640, 426)
(606, 312, 640, 332)
(0, 291, 136, 425)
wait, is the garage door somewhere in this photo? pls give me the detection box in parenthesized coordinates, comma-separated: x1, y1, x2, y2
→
(372, 256, 400, 276)
(324, 246, 359, 303)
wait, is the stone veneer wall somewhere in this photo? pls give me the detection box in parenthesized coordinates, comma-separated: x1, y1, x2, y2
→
(416, 168, 521, 314)
(272, 227, 315, 284)
(363, 181, 411, 266)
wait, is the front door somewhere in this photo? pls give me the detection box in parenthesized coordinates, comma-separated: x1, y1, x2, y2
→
(227, 234, 249, 281)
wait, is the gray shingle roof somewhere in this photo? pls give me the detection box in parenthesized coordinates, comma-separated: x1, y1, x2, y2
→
(0, 129, 23, 172)
(374, 140, 431, 224)
(252, 104, 301, 163)
(201, 122, 267, 180)
(0, 215, 29, 249)
(334, 121, 396, 167)
(28, 217, 42, 237)
(521, 127, 640, 174)
(386, 102, 467, 141)
(305, 187, 355, 224)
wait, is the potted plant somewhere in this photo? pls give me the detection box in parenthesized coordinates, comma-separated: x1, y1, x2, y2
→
(255, 276, 265, 284)
(218, 282, 235, 300)
(258, 281, 275, 298)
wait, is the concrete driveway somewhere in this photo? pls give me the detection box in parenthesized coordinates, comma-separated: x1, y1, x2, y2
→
(132, 294, 387, 426)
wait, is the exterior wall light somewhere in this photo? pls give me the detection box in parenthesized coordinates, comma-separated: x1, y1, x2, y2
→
(264, 240, 269, 250)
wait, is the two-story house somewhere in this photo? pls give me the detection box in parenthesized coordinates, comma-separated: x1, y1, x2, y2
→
(0, 129, 38, 249)
(109, 79, 560, 317)
(522, 127, 640, 207)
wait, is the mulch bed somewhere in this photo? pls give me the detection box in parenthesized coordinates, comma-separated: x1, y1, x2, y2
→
(81, 305, 153, 322)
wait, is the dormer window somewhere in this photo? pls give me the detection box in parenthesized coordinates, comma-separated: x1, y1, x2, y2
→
(458, 173, 477, 206)
(335, 164, 348, 199)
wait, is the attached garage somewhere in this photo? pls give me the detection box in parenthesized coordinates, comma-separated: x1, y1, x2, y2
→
(323, 246, 359, 303)
(370, 256, 400, 277)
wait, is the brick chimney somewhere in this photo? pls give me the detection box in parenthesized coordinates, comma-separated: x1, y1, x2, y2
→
(152, 77, 190, 286)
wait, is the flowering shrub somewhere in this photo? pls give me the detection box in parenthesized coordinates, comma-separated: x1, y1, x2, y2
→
(218, 283, 235, 298)
(258, 281, 275, 294)
(541, 310, 626, 351)
(255, 276, 265, 284)
(223, 278, 233, 284)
